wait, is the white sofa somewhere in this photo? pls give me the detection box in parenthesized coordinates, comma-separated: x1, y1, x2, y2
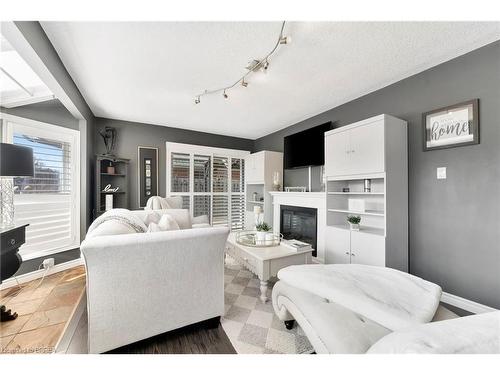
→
(80, 209, 229, 353)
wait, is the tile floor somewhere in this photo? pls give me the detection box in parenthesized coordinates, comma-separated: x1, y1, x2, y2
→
(0, 266, 86, 354)
(221, 257, 313, 354)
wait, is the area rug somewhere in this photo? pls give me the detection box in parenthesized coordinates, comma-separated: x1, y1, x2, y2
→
(221, 257, 314, 354)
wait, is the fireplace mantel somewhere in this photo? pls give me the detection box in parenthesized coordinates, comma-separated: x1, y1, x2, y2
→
(269, 191, 327, 263)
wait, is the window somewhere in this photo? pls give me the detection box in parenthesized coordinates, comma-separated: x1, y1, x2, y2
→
(0, 33, 54, 108)
(166, 142, 249, 229)
(1, 114, 80, 259)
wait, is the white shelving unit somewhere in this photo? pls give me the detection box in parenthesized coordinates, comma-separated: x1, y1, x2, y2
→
(324, 114, 408, 271)
(245, 150, 283, 229)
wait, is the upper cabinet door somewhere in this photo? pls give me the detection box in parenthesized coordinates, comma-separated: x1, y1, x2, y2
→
(245, 152, 265, 183)
(325, 131, 349, 177)
(348, 122, 385, 175)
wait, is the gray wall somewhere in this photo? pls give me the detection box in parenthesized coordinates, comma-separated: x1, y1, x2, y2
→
(254, 41, 500, 309)
(1, 99, 79, 130)
(94, 117, 254, 211)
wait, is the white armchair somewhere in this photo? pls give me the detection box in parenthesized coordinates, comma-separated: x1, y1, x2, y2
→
(81, 216, 229, 353)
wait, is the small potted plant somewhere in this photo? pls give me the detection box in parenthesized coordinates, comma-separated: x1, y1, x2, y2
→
(347, 215, 361, 231)
(256, 222, 272, 244)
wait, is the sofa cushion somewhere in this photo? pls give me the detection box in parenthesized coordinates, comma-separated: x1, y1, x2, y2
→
(86, 209, 148, 238)
(145, 196, 183, 210)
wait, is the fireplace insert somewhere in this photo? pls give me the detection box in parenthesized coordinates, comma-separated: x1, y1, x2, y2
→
(280, 205, 317, 257)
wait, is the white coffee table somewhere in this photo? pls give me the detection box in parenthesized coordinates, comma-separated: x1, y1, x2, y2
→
(225, 232, 313, 303)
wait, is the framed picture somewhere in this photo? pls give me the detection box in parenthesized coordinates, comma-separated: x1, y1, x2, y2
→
(138, 146, 159, 207)
(423, 99, 479, 151)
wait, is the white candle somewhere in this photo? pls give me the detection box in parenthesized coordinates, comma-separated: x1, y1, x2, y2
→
(253, 206, 262, 214)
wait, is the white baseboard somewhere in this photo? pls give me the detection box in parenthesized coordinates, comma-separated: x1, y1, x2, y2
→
(0, 258, 84, 290)
(441, 292, 496, 314)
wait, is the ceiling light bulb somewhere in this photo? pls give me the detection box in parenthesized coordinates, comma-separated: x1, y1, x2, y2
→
(195, 96, 200, 104)
(223, 90, 228, 99)
(241, 79, 248, 87)
(279, 35, 291, 44)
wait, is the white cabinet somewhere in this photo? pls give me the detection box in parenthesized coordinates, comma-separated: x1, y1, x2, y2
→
(324, 114, 408, 271)
(326, 227, 385, 266)
(245, 152, 266, 183)
(325, 226, 351, 264)
(350, 231, 385, 267)
(325, 119, 385, 177)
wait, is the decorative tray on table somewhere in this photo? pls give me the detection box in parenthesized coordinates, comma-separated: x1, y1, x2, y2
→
(235, 230, 282, 247)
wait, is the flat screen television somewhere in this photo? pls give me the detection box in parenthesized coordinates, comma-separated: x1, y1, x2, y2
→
(283, 122, 332, 169)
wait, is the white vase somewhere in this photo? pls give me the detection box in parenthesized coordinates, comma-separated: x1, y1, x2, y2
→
(256, 231, 266, 245)
(265, 232, 274, 246)
(349, 223, 360, 231)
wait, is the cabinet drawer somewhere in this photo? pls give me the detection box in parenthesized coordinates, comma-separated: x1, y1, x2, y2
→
(1, 227, 25, 252)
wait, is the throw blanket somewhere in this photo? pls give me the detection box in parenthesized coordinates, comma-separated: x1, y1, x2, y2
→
(87, 208, 147, 237)
(368, 311, 500, 353)
(278, 264, 442, 331)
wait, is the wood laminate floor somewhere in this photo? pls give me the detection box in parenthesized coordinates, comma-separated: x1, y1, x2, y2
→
(107, 319, 236, 354)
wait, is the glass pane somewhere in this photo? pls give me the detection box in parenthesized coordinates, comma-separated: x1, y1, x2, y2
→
(194, 195, 211, 221)
(171, 153, 190, 192)
(231, 194, 245, 231)
(213, 157, 228, 193)
(231, 158, 244, 193)
(13, 133, 71, 194)
(212, 195, 228, 226)
(194, 155, 211, 192)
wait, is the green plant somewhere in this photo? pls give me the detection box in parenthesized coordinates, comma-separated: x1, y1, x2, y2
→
(347, 215, 361, 225)
(256, 222, 272, 232)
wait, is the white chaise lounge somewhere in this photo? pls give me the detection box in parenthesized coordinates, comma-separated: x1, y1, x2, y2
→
(272, 264, 500, 354)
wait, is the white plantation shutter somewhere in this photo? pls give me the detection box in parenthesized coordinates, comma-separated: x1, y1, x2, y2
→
(166, 143, 248, 230)
(3, 117, 80, 259)
(230, 158, 245, 230)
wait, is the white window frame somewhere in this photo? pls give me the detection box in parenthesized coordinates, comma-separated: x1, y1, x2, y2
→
(0, 113, 80, 260)
(166, 142, 249, 228)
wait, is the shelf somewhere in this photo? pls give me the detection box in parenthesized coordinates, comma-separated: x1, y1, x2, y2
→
(327, 192, 384, 195)
(328, 208, 385, 217)
(101, 191, 126, 194)
(247, 200, 264, 204)
(101, 173, 126, 176)
(328, 224, 385, 237)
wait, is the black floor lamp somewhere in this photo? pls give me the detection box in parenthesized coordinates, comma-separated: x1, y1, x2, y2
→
(0, 143, 34, 321)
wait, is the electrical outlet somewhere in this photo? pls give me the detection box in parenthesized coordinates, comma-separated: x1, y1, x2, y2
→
(42, 258, 55, 270)
(437, 167, 447, 179)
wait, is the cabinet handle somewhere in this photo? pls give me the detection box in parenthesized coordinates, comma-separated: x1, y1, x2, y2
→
(351, 253, 356, 256)
(345, 251, 349, 255)
(351, 150, 355, 153)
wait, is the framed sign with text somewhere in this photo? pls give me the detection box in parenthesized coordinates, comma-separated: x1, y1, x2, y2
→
(423, 99, 479, 151)
(138, 146, 159, 207)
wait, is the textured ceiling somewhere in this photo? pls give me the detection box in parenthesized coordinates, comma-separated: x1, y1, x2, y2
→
(41, 22, 500, 139)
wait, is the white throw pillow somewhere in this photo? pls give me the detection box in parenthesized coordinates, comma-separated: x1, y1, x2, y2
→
(192, 214, 209, 225)
(158, 214, 180, 231)
(143, 212, 161, 226)
(86, 208, 148, 238)
(147, 222, 162, 232)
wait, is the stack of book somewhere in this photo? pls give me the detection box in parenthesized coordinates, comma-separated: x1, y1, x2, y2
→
(281, 239, 313, 252)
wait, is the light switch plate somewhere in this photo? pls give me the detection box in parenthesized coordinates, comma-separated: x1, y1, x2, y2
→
(437, 167, 447, 179)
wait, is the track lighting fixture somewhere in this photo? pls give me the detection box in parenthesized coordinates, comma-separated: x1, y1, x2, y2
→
(194, 21, 290, 104)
